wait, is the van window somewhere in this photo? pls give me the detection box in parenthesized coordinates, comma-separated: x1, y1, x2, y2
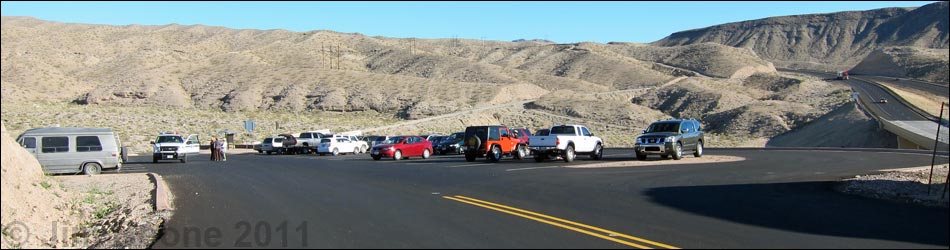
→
(76, 136, 103, 152)
(42, 137, 69, 153)
(20, 137, 36, 149)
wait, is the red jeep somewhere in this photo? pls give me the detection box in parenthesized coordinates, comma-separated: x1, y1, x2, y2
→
(462, 125, 528, 162)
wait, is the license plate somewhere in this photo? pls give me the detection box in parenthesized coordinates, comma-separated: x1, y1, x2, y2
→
(371, 151, 379, 155)
(166, 155, 173, 159)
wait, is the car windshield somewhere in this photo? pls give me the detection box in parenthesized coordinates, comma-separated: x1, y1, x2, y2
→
(156, 136, 183, 143)
(646, 122, 680, 133)
(374, 137, 388, 142)
(384, 137, 403, 144)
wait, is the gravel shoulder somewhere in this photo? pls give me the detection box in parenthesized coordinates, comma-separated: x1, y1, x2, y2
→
(837, 164, 949, 207)
(53, 173, 170, 248)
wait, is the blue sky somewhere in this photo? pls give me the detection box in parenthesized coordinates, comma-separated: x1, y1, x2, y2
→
(0, 1, 938, 43)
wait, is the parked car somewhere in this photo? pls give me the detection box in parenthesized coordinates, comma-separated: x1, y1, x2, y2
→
(151, 132, 200, 163)
(261, 137, 284, 155)
(253, 141, 263, 153)
(317, 137, 361, 156)
(369, 136, 433, 161)
(462, 125, 527, 162)
(16, 127, 123, 175)
(528, 124, 603, 162)
(511, 128, 533, 147)
(436, 132, 465, 155)
(368, 136, 391, 147)
(634, 119, 704, 160)
(278, 133, 298, 154)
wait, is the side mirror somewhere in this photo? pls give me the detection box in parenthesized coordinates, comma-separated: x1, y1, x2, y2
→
(150, 141, 155, 144)
(641, 130, 646, 134)
(589, 133, 594, 137)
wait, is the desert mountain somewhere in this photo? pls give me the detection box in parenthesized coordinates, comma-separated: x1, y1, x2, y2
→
(1, 16, 776, 117)
(653, 1, 949, 72)
(849, 46, 949, 84)
(0, 14, 883, 149)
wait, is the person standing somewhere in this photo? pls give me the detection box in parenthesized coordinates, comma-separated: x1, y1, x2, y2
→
(220, 138, 228, 161)
(211, 137, 220, 161)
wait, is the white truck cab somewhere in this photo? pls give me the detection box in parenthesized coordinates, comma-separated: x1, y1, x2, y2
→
(151, 132, 199, 163)
(528, 124, 604, 162)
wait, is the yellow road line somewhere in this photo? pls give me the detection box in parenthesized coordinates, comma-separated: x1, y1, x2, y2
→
(453, 195, 679, 249)
(443, 195, 679, 249)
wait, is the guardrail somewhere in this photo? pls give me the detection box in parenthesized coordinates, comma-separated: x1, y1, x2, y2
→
(853, 84, 949, 151)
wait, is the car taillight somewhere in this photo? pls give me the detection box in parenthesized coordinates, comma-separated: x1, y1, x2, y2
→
(556, 137, 560, 146)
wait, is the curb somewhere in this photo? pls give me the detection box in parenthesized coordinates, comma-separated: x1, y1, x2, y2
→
(147, 172, 174, 211)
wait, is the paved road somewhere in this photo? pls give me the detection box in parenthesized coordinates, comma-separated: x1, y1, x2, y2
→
(116, 149, 949, 248)
(854, 75, 949, 99)
(782, 69, 928, 121)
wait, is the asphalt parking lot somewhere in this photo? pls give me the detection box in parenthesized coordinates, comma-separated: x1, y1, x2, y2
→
(117, 148, 949, 248)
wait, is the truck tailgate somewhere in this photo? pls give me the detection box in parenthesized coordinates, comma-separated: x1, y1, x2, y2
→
(528, 135, 559, 147)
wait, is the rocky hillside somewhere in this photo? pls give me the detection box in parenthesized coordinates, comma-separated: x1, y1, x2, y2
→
(0, 14, 889, 149)
(1, 16, 776, 117)
(849, 46, 949, 84)
(653, 1, 949, 71)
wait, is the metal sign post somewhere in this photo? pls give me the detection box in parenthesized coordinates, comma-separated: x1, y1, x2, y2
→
(929, 102, 946, 195)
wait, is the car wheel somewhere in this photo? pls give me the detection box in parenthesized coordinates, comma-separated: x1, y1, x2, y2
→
(83, 163, 102, 175)
(393, 150, 402, 161)
(465, 153, 476, 162)
(488, 145, 501, 162)
(153, 156, 158, 163)
(672, 142, 683, 160)
(514, 145, 526, 160)
(563, 145, 575, 163)
(332, 148, 340, 156)
(423, 149, 431, 159)
(180, 154, 187, 163)
(361, 146, 368, 154)
(636, 152, 647, 161)
(694, 142, 703, 158)
(591, 144, 603, 160)
(534, 153, 545, 163)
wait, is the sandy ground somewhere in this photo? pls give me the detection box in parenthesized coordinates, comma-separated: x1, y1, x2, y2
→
(53, 173, 169, 248)
(564, 155, 746, 169)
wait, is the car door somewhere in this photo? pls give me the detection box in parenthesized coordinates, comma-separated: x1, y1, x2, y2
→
(579, 127, 594, 152)
(183, 134, 200, 154)
(680, 122, 696, 149)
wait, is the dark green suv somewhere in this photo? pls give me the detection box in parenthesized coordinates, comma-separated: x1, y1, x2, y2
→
(634, 119, 704, 160)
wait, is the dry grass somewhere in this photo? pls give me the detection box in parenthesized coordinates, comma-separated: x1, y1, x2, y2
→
(1, 101, 400, 154)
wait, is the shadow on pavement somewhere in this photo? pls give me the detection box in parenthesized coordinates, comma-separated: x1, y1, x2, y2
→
(644, 181, 949, 246)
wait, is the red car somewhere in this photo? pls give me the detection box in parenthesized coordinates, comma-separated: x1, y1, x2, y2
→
(369, 136, 433, 161)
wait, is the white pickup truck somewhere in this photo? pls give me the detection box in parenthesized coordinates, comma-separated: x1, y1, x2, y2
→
(151, 133, 200, 163)
(528, 124, 604, 162)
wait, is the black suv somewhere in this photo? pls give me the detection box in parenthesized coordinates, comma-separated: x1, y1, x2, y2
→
(634, 119, 704, 160)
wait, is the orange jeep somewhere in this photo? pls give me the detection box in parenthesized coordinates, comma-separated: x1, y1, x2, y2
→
(462, 125, 528, 162)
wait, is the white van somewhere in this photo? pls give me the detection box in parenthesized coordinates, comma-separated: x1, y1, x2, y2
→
(16, 127, 123, 175)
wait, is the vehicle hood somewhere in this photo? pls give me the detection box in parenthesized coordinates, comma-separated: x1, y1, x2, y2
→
(372, 143, 397, 149)
(638, 132, 680, 138)
(439, 140, 462, 146)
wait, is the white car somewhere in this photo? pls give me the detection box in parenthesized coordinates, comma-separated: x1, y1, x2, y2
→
(151, 133, 200, 163)
(316, 137, 361, 156)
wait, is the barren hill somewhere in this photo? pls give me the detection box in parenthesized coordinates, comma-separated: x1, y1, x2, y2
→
(653, 1, 949, 71)
(0, 14, 892, 149)
(849, 46, 949, 84)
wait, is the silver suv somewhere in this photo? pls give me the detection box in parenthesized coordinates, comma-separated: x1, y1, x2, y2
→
(634, 119, 704, 160)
